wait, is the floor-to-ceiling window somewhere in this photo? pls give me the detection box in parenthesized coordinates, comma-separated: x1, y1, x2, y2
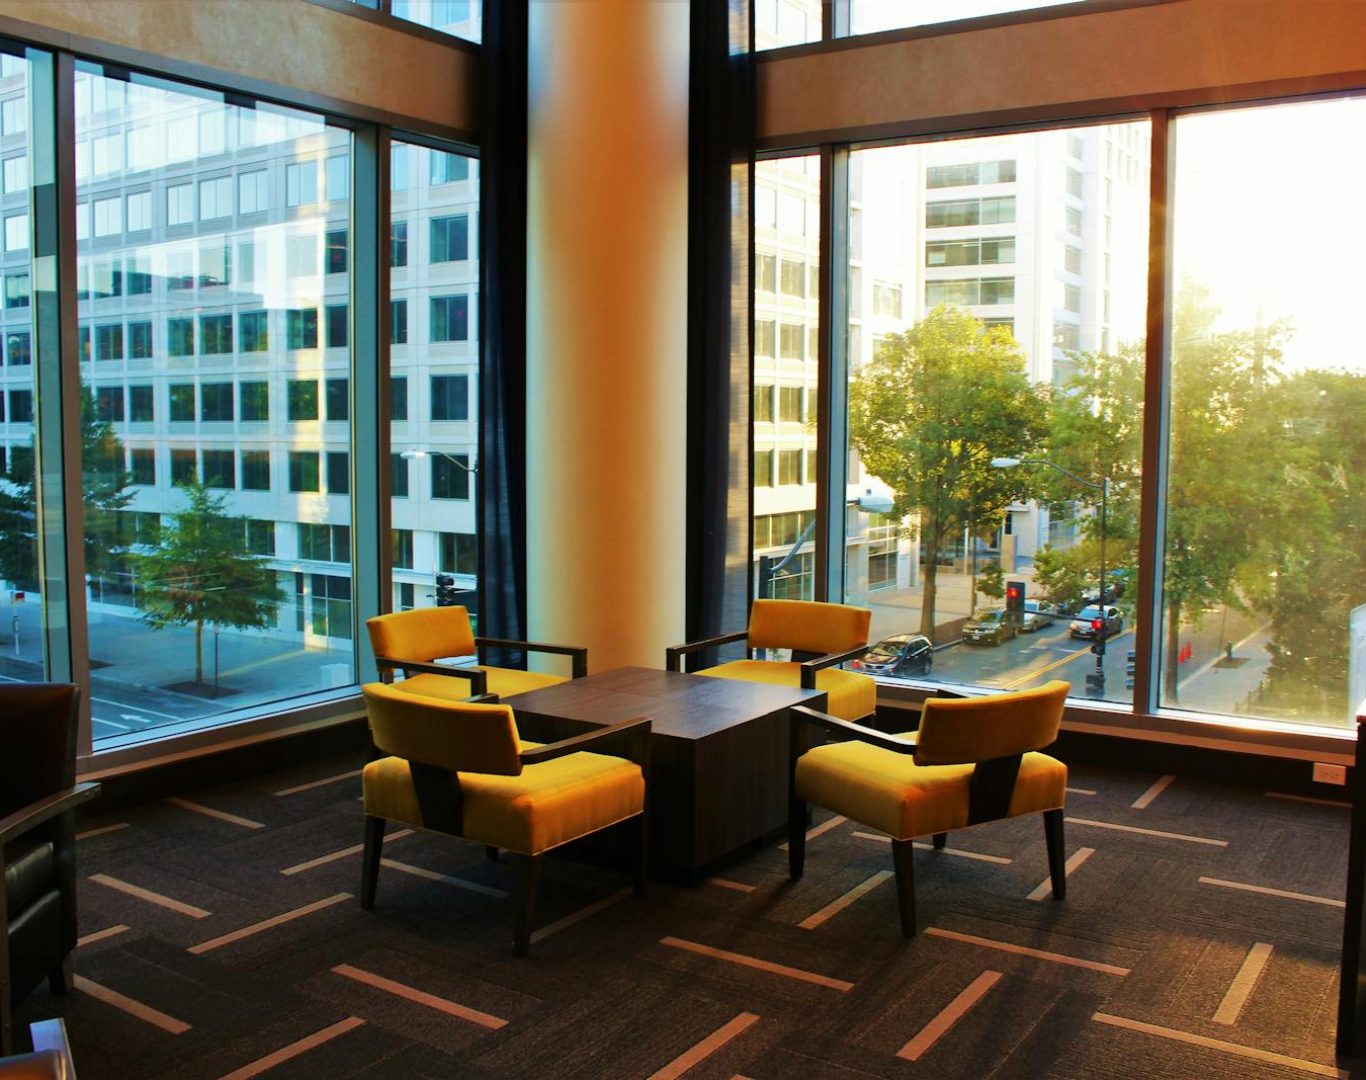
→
(72, 63, 356, 742)
(389, 139, 479, 619)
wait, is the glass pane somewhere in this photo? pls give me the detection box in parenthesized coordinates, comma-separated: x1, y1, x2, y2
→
(844, 123, 1149, 703)
(849, 0, 1080, 35)
(755, 0, 822, 50)
(755, 155, 819, 607)
(75, 64, 355, 741)
(390, 142, 479, 621)
(0, 50, 41, 682)
(1163, 98, 1366, 729)
(391, 0, 482, 43)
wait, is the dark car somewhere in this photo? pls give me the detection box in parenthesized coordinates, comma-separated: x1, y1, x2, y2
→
(854, 634, 933, 678)
(962, 607, 1018, 646)
(1069, 604, 1123, 639)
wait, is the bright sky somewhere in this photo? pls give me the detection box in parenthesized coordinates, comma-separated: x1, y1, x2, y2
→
(1172, 96, 1366, 374)
(850, 0, 1076, 34)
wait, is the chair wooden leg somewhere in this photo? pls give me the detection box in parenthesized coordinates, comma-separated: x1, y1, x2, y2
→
(485, 845, 500, 862)
(892, 839, 917, 938)
(932, 832, 947, 849)
(514, 854, 542, 957)
(632, 812, 649, 897)
(48, 953, 74, 996)
(1044, 808, 1066, 901)
(360, 814, 385, 910)
(788, 797, 807, 880)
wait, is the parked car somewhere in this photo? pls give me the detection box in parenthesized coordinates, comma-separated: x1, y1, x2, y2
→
(853, 634, 933, 678)
(962, 607, 1018, 646)
(1020, 600, 1051, 632)
(1068, 604, 1123, 639)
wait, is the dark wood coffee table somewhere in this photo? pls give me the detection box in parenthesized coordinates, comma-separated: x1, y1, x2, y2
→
(504, 666, 826, 881)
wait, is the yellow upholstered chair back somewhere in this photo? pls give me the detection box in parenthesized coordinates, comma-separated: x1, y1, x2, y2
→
(363, 682, 523, 776)
(747, 599, 871, 656)
(914, 680, 1068, 767)
(366, 606, 477, 663)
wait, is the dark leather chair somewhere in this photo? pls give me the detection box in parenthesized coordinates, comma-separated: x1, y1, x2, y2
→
(1, 685, 100, 1055)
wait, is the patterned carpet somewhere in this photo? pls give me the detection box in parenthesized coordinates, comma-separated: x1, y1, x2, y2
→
(13, 751, 1366, 1078)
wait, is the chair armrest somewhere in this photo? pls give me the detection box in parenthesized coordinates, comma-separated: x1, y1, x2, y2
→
(798, 644, 871, 690)
(475, 637, 589, 680)
(374, 655, 488, 697)
(519, 716, 652, 766)
(0, 782, 101, 847)
(791, 705, 917, 754)
(665, 630, 748, 672)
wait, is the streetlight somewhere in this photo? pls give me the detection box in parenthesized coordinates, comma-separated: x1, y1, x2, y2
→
(757, 487, 895, 599)
(400, 449, 478, 610)
(399, 449, 477, 472)
(992, 457, 1110, 692)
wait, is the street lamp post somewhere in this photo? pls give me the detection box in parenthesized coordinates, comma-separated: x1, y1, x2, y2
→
(399, 449, 478, 608)
(992, 457, 1109, 692)
(756, 489, 895, 599)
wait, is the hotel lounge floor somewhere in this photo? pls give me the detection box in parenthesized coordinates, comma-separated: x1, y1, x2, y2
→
(13, 748, 1366, 1079)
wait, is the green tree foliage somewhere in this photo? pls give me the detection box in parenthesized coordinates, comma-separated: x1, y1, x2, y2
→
(0, 388, 132, 591)
(977, 560, 1005, 602)
(848, 306, 1049, 638)
(134, 477, 283, 685)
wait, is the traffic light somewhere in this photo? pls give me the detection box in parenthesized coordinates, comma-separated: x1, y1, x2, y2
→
(1005, 581, 1025, 615)
(1090, 639, 1106, 657)
(435, 573, 459, 607)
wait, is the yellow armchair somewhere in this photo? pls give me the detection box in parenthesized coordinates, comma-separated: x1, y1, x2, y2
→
(666, 598, 875, 721)
(366, 605, 587, 703)
(788, 680, 1070, 937)
(360, 683, 650, 956)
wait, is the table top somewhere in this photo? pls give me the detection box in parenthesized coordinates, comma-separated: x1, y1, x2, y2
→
(502, 665, 825, 740)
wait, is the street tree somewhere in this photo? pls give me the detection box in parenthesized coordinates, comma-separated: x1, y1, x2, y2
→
(0, 387, 132, 592)
(849, 306, 1049, 639)
(133, 477, 283, 686)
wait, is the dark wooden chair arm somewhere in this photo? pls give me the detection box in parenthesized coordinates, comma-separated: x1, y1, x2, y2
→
(0, 782, 101, 847)
(798, 644, 871, 689)
(476, 637, 589, 679)
(374, 655, 489, 697)
(791, 705, 917, 754)
(519, 716, 652, 766)
(665, 630, 748, 672)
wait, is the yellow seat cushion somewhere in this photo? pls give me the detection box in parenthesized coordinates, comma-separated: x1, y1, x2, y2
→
(363, 744, 644, 856)
(796, 735, 1067, 840)
(395, 666, 568, 702)
(696, 660, 875, 722)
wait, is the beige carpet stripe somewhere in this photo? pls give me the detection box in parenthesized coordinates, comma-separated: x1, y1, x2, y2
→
(852, 831, 1012, 864)
(165, 797, 265, 830)
(661, 937, 854, 991)
(380, 858, 509, 897)
(188, 893, 350, 955)
(332, 964, 507, 1029)
(897, 970, 1002, 1061)
(274, 770, 363, 796)
(216, 1016, 364, 1080)
(77, 822, 131, 841)
(1092, 1013, 1347, 1078)
(1027, 847, 1095, 901)
(778, 814, 847, 851)
(90, 874, 211, 918)
(1213, 942, 1273, 1025)
(1131, 775, 1175, 810)
(75, 975, 191, 1035)
(1265, 792, 1350, 809)
(281, 828, 413, 875)
(1070, 817, 1228, 846)
(648, 1012, 760, 1080)
(1199, 877, 1344, 908)
(707, 877, 757, 893)
(531, 888, 632, 944)
(78, 924, 130, 948)
(1066, 787, 1098, 796)
(926, 928, 1130, 976)
(799, 870, 893, 930)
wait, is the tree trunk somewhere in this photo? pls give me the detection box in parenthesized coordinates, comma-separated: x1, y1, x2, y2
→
(919, 512, 942, 640)
(1163, 598, 1181, 703)
(195, 619, 203, 686)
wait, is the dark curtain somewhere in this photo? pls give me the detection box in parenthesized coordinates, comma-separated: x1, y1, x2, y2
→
(478, 0, 529, 661)
(686, 0, 754, 667)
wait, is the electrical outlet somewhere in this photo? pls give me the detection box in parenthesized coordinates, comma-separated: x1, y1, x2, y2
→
(1313, 762, 1347, 786)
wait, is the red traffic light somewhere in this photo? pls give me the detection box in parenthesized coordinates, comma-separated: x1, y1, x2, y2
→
(1006, 584, 1022, 599)
(1091, 618, 1105, 633)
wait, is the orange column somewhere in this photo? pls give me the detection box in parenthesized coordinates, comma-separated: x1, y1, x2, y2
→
(525, 0, 691, 672)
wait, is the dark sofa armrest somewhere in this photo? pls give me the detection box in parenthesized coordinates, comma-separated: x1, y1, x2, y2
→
(476, 637, 589, 680)
(665, 630, 748, 672)
(0, 782, 102, 847)
(374, 655, 489, 697)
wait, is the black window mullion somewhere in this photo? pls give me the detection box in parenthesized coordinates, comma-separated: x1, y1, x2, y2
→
(815, 144, 849, 603)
